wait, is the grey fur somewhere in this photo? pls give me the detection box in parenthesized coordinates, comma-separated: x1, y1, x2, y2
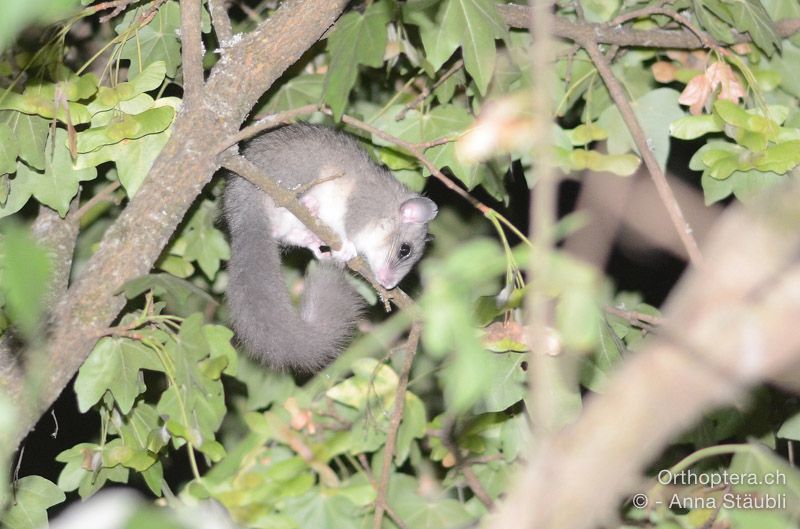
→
(224, 124, 437, 372)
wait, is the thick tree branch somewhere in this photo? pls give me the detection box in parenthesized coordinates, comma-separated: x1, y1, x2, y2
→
(208, 0, 233, 45)
(179, 0, 205, 108)
(489, 180, 800, 529)
(4, 0, 348, 450)
(497, 4, 800, 49)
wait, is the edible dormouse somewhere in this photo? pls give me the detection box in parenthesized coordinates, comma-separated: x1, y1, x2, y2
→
(224, 123, 437, 372)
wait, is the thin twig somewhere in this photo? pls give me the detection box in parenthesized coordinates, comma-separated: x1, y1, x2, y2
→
(604, 305, 665, 328)
(323, 109, 492, 215)
(611, 5, 718, 50)
(579, 38, 704, 267)
(76, 180, 122, 220)
(372, 323, 421, 529)
(215, 104, 322, 154)
(356, 454, 412, 529)
(92, 0, 136, 22)
(497, 4, 800, 50)
(440, 417, 496, 510)
(395, 59, 465, 121)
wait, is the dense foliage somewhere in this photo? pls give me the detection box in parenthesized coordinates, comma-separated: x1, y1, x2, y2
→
(1, 1, 800, 528)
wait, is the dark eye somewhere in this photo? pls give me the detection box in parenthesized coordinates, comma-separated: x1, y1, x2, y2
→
(398, 242, 412, 260)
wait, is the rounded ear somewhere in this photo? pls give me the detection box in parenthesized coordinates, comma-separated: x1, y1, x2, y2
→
(400, 197, 438, 224)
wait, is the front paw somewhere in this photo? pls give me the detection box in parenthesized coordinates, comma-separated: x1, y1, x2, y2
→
(331, 240, 357, 262)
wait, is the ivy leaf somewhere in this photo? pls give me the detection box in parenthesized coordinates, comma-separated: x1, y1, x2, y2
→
(388, 474, 474, 529)
(75, 336, 163, 413)
(323, 1, 391, 119)
(0, 122, 19, 173)
(0, 476, 65, 529)
(283, 489, 365, 529)
(116, 0, 182, 77)
(414, 0, 506, 95)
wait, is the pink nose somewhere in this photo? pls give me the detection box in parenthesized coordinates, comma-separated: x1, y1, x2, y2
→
(377, 269, 395, 289)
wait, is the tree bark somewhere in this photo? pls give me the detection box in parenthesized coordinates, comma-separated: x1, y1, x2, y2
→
(2, 0, 348, 451)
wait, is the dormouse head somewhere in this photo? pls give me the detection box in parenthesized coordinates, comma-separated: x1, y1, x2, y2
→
(358, 196, 438, 289)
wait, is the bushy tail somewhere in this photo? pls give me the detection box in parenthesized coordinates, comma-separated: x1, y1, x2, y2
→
(224, 177, 363, 372)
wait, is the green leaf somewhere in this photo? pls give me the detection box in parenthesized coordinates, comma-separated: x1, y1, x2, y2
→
(778, 411, 800, 440)
(0, 163, 34, 218)
(722, 0, 781, 56)
(116, 0, 182, 77)
(18, 128, 97, 216)
(570, 150, 640, 176)
(263, 74, 324, 114)
(0, 122, 19, 173)
(157, 315, 226, 441)
(0, 112, 48, 170)
(174, 199, 230, 280)
(580, 0, 621, 22)
(122, 273, 218, 317)
(130, 60, 168, 94)
(0, 224, 52, 338)
(714, 98, 752, 127)
(0, 91, 91, 125)
(754, 141, 800, 173)
(415, 0, 506, 94)
(203, 324, 238, 376)
(395, 392, 427, 465)
(326, 358, 398, 409)
(323, 1, 391, 119)
(556, 286, 602, 351)
(477, 352, 526, 413)
(567, 123, 608, 146)
(388, 474, 475, 529)
(598, 88, 684, 171)
(75, 336, 163, 413)
(670, 114, 724, 140)
(283, 488, 365, 529)
(694, 0, 737, 44)
(0, 476, 64, 529)
(76, 106, 174, 153)
(373, 104, 485, 188)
